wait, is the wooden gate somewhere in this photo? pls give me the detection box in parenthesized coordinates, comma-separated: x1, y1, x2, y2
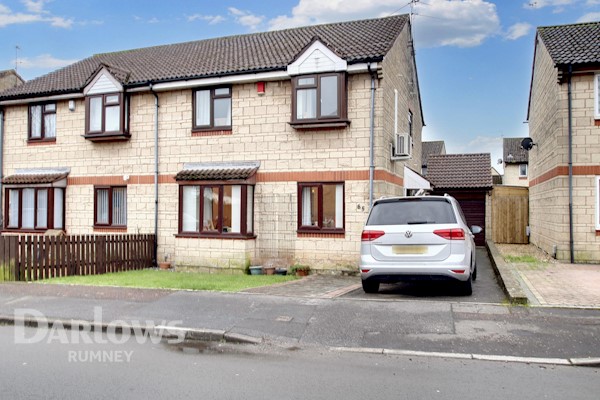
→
(492, 186, 529, 244)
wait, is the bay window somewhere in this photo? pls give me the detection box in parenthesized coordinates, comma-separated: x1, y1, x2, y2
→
(298, 182, 344, 232)
(193, 87, 232, 131)
(29, 103, 56, 141)
(4, 187, 65, 231)
(94, 186, 127, 227)
(179, 184, 254, 237)
(291, 73, 347, 126)
(85, 93, 129, 139)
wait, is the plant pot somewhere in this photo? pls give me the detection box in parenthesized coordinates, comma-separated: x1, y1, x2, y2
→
(295, 269, 309, 277)
(263, 267, 275, 275)
(275, 268, 287, 276)
(249, 266, 263, 275)
(159, 262, 171, 270)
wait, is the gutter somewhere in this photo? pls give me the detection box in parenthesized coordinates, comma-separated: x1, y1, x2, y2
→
(149, 84, 159, 266)
(567, 65, 574, 263)
(368, 63, 377, 208)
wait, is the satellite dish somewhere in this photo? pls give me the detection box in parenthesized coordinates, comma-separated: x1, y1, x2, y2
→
(521, 137, 536, 151)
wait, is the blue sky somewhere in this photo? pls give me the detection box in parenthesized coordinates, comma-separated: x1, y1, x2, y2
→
(1, 0, 599, 172)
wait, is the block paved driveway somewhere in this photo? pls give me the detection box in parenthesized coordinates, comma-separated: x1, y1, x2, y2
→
(244, 248, 506, 303)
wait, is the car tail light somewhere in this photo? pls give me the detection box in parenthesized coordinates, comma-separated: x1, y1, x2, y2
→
(361, 230, 385, 241)
(451, 269, 466, 274)
(361, 269, 371, 274)
(434, 228, 465, 240)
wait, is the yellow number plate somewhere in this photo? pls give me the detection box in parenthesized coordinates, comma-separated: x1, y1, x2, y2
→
(392, 245, 427, 254)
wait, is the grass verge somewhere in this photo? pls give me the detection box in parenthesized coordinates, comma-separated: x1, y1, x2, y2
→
(42, 269, 299, 292)
(504, 255, 542, 264)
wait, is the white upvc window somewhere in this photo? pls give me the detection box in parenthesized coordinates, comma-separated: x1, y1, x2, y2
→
(519, 164, 528, 177)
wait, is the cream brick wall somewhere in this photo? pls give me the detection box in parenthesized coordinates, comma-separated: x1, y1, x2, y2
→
(1, 25, 422, 271)
(502, 164, 529, 187)
(528, 39, 600, 262)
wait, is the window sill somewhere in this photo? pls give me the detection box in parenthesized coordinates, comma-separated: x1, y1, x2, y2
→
(27, 139, 56, 146)
(191, 129, 233, 137)
(93, 226, 127, 232)
(519, 177, 528, 180)
(175, 233, 256, 240)
(83, 132, 131, 142)
(297, 230, 345, 238)
(1, 228, 48, 234)
(289, 120, 350, 130)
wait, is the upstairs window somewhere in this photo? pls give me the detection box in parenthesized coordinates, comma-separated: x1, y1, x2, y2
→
(291, 73, 347, 126)
(94, 186, 127, 228)
(519, 164, 528, 177)
(85, 93, 129, 139)
(193, 87, 232, 131)
(29, 103, 56, 141)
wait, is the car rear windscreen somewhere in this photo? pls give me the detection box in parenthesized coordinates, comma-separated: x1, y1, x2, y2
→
(367, 199, 457, 225)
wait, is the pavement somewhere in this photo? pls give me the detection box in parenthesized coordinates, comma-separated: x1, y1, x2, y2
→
(0, 244, 599, 366)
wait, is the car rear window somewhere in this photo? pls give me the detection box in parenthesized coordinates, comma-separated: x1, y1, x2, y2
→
(367, 199, 457, 225)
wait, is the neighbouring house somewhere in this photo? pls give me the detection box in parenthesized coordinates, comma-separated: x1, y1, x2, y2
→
(491, 167, 502, 185)
(0, 15, 425, 272)
(426, 153, 493, 246)
(0, 70, 24, 92)
(527, 21, 600, 263)
(421, 140, 446, 176)
(502, 137, 529, 186)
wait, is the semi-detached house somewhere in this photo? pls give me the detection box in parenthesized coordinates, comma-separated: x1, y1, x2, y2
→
(0, 15, 425, 272)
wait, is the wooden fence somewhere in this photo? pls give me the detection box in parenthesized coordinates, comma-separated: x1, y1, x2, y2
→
(491, 186, 529, 244)
(0, 234, 155, 282)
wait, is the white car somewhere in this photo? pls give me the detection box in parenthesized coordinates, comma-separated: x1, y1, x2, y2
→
(359, 195, 482, 295)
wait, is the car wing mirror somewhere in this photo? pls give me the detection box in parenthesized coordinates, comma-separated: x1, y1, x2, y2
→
(471, 225, 482, 235)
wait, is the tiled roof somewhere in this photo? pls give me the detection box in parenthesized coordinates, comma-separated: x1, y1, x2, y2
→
(421, 141, 446, 167)
(537, 22, 600, 66)
(175, 161, 260, 181)
(3, 171, 68, 185)
(427, 153, 492, 189)
(0, 15, 408, 100)
(503, 137, 529, 164)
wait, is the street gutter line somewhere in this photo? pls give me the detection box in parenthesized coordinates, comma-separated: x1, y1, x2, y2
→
(330, 346, 600, 367)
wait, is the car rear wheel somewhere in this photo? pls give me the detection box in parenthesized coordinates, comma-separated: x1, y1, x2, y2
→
(459, 275, 473, 296)
(362, 280, 380, 293)
(472, 262, 478, 281)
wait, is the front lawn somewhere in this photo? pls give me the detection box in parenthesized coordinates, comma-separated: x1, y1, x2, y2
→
(42, 269, 298, 292)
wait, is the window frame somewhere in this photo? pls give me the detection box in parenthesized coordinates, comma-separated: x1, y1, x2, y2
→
(28, 102, 56, 142)
(192, 86, 232, 131)
(3, 187, 64, 232)
(177, 183, 254, 238)
(297, 182, 345, 233)
(85, 93, 128, 137)
(291, 73, 347, 125)
(93, 186, 127, 228)
(595, 74, 600, 120)
(519, 164, 528, 177)
(596, 177, 600, 231)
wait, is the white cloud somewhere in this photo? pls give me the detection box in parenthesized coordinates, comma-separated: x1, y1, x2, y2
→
(0, 1, 73, 28)
(268, 0, 501, 48)
(586, 0, 600, 5)
(228, 7, 264, 30)
(187, 14, 226, 25)
(577, 11, 600, 21)
(22, 0, 48, 14)
(523, 0, 576, 9)
(17, 54, 79, 69)
(505, 22, 533, 40)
